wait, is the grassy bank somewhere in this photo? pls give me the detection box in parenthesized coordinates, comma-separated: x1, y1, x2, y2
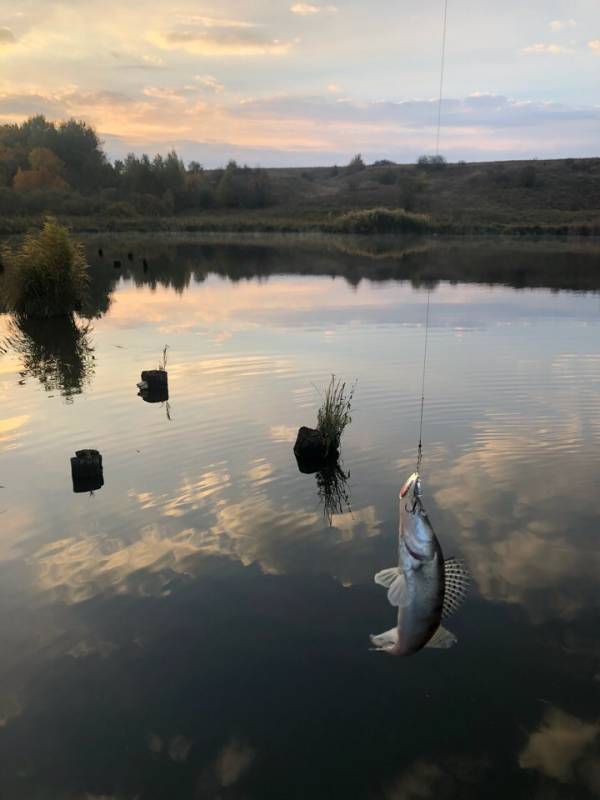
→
(2, 209, 600, 238)
(1, 155, 600, 237)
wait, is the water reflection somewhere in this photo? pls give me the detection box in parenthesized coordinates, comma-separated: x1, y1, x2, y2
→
(84, 235, 600, 293)
(316, 461, 352, 525)
(0, 237, 599, 798)
(3, 315, 95, 401)
(519, 707, 600, 791)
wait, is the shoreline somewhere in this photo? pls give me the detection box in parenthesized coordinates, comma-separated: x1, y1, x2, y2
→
(1, 212, 600, 238)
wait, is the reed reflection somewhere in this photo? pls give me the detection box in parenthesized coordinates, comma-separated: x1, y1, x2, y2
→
(3, 315, 95, 402)
(316, 461, 351, 526)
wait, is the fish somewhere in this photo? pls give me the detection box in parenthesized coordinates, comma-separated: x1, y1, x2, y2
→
(370, 471, 469, 655)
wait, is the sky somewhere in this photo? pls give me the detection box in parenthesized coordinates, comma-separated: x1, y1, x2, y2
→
(0, 1, 599, 166)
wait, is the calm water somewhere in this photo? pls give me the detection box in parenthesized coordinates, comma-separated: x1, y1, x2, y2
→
(0, 237, 599, 799)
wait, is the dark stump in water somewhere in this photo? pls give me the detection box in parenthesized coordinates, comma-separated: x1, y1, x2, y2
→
(138, 369, 169, 403)
(293, 426, 338, 474)
(113, 260, 121, 268)
(98, 248, 103, 257)
(71, 449, 104, 493)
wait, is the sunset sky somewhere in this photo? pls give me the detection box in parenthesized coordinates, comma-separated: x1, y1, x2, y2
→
(1, 1, 599, 165)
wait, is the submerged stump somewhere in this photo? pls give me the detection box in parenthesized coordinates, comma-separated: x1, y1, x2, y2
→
(71, 449, 104, 493)
(138, 369, 169, 403)
(293, 426, 338, 474)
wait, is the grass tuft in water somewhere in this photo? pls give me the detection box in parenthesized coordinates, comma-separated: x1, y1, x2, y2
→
(0, 217, 88, 318)
(316, 375, 356, 456)
(335, 208, 430, 235)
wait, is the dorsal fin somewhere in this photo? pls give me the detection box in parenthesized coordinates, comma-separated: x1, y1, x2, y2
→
(425, 625, 457, 649)
(442, 557, 470, 618)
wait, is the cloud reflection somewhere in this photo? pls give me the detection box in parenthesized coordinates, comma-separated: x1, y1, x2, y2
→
(519, 706, 599, 790)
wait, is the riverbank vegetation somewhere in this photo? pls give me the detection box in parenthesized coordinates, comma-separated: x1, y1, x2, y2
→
(0, 217, 88, 317)
(1, 115, 600, 236)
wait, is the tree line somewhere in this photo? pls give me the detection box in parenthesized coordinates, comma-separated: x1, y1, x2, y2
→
(0, 115, 272, 216)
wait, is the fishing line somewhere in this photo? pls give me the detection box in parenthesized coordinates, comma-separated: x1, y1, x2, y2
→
(414, 0, 446, 472)
(435, 0, 449, 156)
(416, 290, 431, 474)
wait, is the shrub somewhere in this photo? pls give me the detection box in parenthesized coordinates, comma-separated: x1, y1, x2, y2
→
(0, 217, 88, 317)
(345, 154, 365, 174)
(417, 154, 447, 170)
(317, 375, 355, 456)
(335, 207, 430, 234)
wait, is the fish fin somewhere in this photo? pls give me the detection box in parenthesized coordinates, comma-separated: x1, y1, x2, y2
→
(425, 625, 457, 649)
(374, 567, 400, 588)
(388, 573, 411, 607)
(369, 628, 398, 650)
(442, 557, 470, 618)
(374, 568, 410, 607)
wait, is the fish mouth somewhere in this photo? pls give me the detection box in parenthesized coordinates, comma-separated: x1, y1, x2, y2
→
(400, 472, 419, 499)
(405, 541, 426, 561)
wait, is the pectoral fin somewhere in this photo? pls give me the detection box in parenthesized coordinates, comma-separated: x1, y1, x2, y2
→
(374, 568, 410, 607)
(369, 628, 399, 650)
(442, 557, 470, 618)
(374, 568, 400, 588)
(425, 625, 457, 649)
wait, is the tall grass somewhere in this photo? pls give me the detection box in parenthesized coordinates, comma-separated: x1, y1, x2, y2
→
(0, 217, 88, 317)
(335, 208, 430, 234)
(316, 375, 356, 455)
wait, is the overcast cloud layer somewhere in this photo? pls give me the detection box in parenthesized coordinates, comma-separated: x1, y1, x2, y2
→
(1, 1, 599, 165)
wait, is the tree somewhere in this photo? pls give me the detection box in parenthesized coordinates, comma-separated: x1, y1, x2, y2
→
(54, 119, 108, 191)
(216, 160, 239, 207)
(29, 147, 64, 175)
(417, 154, 447, 170)
(13, 147, 68, 191)
(346, 153, 365, 174)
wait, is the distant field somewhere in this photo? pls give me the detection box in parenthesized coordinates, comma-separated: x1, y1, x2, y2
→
(2, 157, 600, 236)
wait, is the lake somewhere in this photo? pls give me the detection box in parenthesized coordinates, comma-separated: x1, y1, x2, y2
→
(0, 235, 599, 799)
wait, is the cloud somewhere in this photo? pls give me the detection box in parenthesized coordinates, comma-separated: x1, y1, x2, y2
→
(148, 16, 294, 56)
(0, 26, 16, 47)
(290, 3, 338, 15)
(432, 409, 600, 623)
(519, 707, 599, 786)
(549, 19, 576, 31)
(521, 43, 572, 55)
(588, 40, 600, 52)
(270, 425, 297, 443)
(194, 74, 225, 93)
(2, 84, 600, 166)
(0, 414, 30, 452)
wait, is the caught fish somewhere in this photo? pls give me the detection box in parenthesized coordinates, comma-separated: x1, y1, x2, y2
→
(370, 472, 469, 655)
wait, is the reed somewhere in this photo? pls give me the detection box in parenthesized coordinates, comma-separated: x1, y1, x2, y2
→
(316, 375, 356, 455)
(0, 217, 88, 317)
